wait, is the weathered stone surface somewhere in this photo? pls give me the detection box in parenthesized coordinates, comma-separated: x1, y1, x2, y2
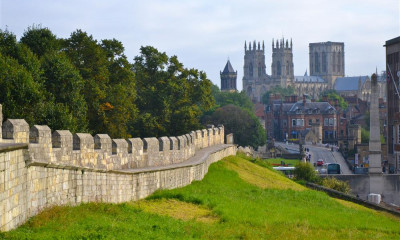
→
(2, 119, 29, 143)
(0, 104, 2, 141)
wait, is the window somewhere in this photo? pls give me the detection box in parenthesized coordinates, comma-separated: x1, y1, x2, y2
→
(283, 120, 287, 127)
(249, 62, 253, 77)
(324, 118, 328, 126)
(316, 119, 320, 124)
(329, 118, 334, 126)
(277, 61, 281, 76)
(341, 130, 344, 136)
(292, 119, 296, 126)
(309, 119, 312, 126)
(398, 125, 400, 144)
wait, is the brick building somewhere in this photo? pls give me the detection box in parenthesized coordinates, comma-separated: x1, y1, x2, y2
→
(266, 95, 339, 143)
(386, 36, 400, 172)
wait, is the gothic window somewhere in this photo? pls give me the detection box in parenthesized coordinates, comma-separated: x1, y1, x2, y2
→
(333, 53, 336, 72)
(247, 86, 252, 94)
(322, 52, 327, 72)
(277, 61, 281, 76)
(314, 52, 319, 73)
(337, 52, 341, 72)
(286, 61, 289, 75)
(249, 62, 253, 77)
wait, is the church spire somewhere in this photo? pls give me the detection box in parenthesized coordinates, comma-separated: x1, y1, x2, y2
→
(244, 41, 247, 51)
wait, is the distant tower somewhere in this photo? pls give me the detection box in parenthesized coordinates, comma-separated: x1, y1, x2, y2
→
(220, 60, 237, 91)
(271, 38, 294, 87)
(243, 40, 267, 101)
(309, 41, 345, 88)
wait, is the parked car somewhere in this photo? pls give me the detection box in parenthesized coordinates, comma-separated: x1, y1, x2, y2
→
(317, 159, 324, 166)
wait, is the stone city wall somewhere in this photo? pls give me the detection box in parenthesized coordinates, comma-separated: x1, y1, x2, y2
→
(0, 104, 234, 231)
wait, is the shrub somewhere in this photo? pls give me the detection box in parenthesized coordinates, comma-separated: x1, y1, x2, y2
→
(321, 177, 351, 194)
(294, 162, 318, 183)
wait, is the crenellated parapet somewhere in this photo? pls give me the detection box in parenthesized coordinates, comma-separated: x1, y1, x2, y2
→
(0, 104, 227, 171)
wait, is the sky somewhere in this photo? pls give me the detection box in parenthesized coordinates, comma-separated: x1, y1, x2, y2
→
(1, 0, 399, 90)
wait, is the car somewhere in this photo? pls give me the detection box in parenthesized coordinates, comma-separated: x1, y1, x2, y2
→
(317, 159, 324, 166)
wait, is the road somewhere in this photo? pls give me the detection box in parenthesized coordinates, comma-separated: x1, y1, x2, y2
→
(275, 141, 352, 174)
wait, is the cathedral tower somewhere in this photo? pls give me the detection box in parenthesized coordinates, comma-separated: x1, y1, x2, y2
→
(309, 42, 344, 88)
(243, 40, 267, 102)
(220, 60, 237, 91)
(271, 38, 294, 87)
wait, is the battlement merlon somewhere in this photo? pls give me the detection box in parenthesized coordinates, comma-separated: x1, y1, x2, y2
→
(0, 104, 2, 140)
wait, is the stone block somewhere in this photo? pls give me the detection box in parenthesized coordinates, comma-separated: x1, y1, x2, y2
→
(73, 133, 94, 151)
(112, 139, 128, 155)
(226, 133, 234, 144)
(29, 125, 52, 163)
(2, 119, 29, 143)
(143, 138, 159, 166)
(30, 125, 52, 144)
(94, 134, 112, 154)
(0, 104, 2, 140)
(127, 138, 144, 168)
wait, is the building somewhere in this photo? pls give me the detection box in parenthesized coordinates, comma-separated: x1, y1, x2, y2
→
(242, 40, 268, 102)
(220, 60, 237, 91)
(385, 36, 400, 172)
(242, 39, 344, 102)
(309, 42, 345, 88)
(265, 95, 339, 144)
(334, 74, 387, 102)
(271, 38, 294, 88)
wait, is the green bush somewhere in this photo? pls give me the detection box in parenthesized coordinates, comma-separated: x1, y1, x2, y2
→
(294, 162, 318, 182)
(321, 177, 351, 194)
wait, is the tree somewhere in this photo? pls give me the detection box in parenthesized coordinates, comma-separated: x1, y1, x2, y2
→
(206, 104, 266, 148)
(319, 90, 348, 109)
(40, 51, 88, 132)
(132, 46, 213, 137)
(212, 85, 254, 112)
(63, 30, 110, 134)
(20, 25, 60, 58)
(261, 85, 295, 105)
(100, 39, 138, 138)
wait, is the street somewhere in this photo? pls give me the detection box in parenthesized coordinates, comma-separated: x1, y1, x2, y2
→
(275, 142, 352, 174)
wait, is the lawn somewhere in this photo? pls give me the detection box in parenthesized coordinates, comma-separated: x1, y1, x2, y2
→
(2, 155, 399, 239)
(264, 157, 300, 166)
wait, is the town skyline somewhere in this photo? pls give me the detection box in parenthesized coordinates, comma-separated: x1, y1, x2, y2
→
(1, 0, 399, 90)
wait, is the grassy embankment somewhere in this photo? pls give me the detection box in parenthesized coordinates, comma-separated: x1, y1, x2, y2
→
(2, 155, 400, 239)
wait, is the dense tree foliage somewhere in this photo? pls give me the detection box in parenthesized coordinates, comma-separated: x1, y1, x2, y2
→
(201, 86, 266, 148)
(261, 85, 295, 105)
(0, 26, 214, 138)
(319, 90, 348, 109)
(206, 105, 266, 148)
(132, 46, 214, 137)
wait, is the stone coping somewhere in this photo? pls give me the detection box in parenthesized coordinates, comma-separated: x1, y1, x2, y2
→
(0, 143, 28, 153)
(27, 144, 235, 175)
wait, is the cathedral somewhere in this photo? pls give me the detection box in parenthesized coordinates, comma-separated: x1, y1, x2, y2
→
(241, 38, 345, 102)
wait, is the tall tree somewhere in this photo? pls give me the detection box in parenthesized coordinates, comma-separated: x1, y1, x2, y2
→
(132, 46, 213, 137)
(41, 51, 88, 132)
(20, 25, 60, 58)
(63, 30, 110, 134)
(207, 104, 266, 148)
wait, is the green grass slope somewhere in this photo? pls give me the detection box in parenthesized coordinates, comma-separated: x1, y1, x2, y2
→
(2, 155, 400, 239)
